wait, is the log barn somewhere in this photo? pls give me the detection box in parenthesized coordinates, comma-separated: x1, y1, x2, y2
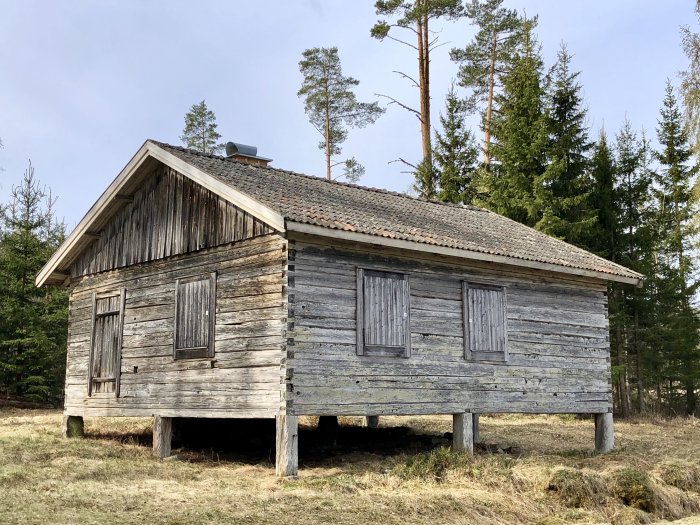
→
(37, 140, 642, 476)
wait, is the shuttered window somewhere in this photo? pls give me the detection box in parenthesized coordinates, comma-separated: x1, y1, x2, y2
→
(174, 273, 216, 359)
(463, 282, 508, 362)
(88, 289, 126, 396)
(356, 269, 411, 357)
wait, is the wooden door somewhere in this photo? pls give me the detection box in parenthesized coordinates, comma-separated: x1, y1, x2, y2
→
(88, 289, 126, 396)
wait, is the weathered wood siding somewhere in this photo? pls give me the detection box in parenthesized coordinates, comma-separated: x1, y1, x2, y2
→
(71, 165, 274, 277)
(64, 234, 287, 418)
(286, 236, 612, 416)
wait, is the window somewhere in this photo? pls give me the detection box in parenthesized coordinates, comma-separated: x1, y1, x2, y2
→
(462, 282, 507, 362)
(356, 269, 411, 357)
(174, 273, 217, 359)
(88, 289, 125, 396)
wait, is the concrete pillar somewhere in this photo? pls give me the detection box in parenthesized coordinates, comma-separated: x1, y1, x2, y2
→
(472, 414, 480, 444)
(153, 416, 173, 458)
(594, 412, 614, 452)
(62, 415, 84, 438)
(452, 412, 474, 454)
(276, 414, 299, 477)
(363, 416, 379, 428)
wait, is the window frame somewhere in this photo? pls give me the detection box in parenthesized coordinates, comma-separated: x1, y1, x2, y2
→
(356, 268, 411, 358)
(173, 272, 217, 360)
(87, 288, 126, 397)
(462, 281, 508, 363)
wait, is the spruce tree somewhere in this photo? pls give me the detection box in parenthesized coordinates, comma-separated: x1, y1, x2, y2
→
(297, 47, 384, 181)
(0, 161, 68, 403)
(589, 130, 616, 259)
(433, 83, 479, 204)
(485, 17, 546, 226)
(534, 45, 595, 247)
(653, 81, 700, 415)
(180, 100, 224, 154)
(450, 0, 521, 165)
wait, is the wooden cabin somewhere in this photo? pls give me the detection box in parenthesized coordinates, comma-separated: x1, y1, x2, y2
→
(37, 140, 642, 476)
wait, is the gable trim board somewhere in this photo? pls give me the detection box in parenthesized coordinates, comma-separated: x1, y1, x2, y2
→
(36, 140, 643, 288)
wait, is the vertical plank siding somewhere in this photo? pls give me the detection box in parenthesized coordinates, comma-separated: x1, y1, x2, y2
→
(71, 166, 274, 278)
(64, 234, 287, 418)
(464, 283, 507, 362)
(286, 236, 612, 416)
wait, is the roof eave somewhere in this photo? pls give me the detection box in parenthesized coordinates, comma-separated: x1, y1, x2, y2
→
(286, 221, 643, 287)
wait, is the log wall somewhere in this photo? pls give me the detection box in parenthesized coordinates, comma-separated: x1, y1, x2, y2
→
(286, 235, 612, 416)
(64, 234, 287, 418)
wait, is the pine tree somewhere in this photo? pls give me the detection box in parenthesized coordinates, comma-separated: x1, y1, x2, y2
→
(653, 81, 700, 415)
(450, 0, 521, 165)
(680, 1, 700, 152)
(534, 45, 595, 247)
(485, 17, 546, 226)
(297, 47, 384, 181)
(371, 0, 464, 197)
(0, 161, 68, 403)
(433, 83, 479, 204)
(180, 100, 224, 154)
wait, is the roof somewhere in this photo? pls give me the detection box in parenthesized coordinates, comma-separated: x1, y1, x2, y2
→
(36, 140, 643, 287)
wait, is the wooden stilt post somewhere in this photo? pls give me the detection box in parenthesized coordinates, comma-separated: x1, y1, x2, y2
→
(364, 416, 379, 428)
(473, 414, 480, 444)
(62, 415, 84, 438)
(594, 412, 614, 452)
(153, 416, 173, 458)
(276, 414, 299, 477)
(453, 412, 474, 454)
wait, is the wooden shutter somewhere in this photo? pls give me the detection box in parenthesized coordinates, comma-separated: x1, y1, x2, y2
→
(356, 269, 411, 357)
(88, 289, 126, 396)
(463, 282, 507, 362)
(174, 273, 216, 359)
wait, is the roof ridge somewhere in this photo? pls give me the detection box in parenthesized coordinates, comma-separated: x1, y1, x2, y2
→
(149, 140, 487, 213)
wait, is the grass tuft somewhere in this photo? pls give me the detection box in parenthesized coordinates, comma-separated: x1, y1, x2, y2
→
(546, 467, 605, 508)
(659, 462, 700, 493)
(391, 447, 475, 482)
(613, 467, 657, 512)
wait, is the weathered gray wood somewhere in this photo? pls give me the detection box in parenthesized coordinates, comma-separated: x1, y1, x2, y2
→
(364, 416, 379, 428)
(285, 237, 612, 417)
(463, 282, 507, 362)
(473, 414, 480, 444)
(594, 412, 614, 452)
(153, 415, 173, 458)
(276, 414, 298, 477)
(72, 166, 274, 277)
(62, 415, 84, 438)
(174, 273, 216, 359)
(64, 235, 286, 419)
(357, 269, 410, 357)
(453, 412, 473, 454)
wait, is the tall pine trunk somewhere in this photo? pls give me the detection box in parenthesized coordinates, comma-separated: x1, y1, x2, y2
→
(483, 28, 497, 166)
(416, 1, 433, 196)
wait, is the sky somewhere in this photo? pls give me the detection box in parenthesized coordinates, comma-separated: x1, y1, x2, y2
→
(0, 0, 697, 229)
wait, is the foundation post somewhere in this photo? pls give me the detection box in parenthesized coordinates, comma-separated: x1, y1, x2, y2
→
(453, 412, 474, 454)
(594, 412, 614, 452)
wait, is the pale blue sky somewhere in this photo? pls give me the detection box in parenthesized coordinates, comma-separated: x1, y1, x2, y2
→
(0, 1, 696, 228)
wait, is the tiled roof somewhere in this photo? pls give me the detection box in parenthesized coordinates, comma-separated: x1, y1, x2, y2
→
(154, 141, 641, 282)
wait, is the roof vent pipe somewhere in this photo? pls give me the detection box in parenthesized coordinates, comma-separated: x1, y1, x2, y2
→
(225, 141, 272, 167)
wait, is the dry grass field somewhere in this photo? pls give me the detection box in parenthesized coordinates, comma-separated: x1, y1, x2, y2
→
(1, 409, 700, 525)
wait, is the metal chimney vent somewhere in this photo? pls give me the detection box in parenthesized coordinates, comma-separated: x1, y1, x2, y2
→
(225, 142, 258, 157)
(224, 141, 272, 167)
